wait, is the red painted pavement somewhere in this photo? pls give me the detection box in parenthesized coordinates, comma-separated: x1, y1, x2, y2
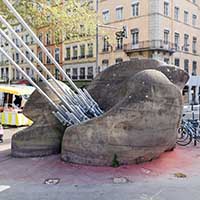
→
(0, 145, 199, 185)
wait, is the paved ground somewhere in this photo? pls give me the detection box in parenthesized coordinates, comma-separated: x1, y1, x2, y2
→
(1, 128, 200, 200)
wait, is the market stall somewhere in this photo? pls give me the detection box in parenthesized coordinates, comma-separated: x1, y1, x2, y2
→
(0, 85, 35, 126)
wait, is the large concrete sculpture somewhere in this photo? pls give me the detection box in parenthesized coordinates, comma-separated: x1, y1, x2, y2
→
(61, 59, 189, 166)
(12, 58, 189, 166)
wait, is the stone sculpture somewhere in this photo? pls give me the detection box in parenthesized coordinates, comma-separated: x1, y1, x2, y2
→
(12, 58, 189, 166)
(61, 59, 189, 166)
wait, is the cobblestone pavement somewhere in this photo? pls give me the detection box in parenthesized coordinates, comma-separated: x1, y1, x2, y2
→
(0, 127, 200, 200)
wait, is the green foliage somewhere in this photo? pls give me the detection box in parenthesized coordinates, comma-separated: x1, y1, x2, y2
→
(0, 0, 96, 40)
(111, 154, 120, 168)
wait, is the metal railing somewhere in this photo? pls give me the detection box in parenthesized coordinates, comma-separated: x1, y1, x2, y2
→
(124, 40, 176, 53)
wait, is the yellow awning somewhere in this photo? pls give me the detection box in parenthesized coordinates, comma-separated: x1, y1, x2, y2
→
(0, 85, 35, 95)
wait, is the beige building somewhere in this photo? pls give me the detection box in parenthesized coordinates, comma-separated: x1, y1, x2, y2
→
(0, 24, 37, 82)
(63, 39, 97, 81)
(1, 0, 200, 84)
(62, 0, 97, 81)
(98, 0, 200, 76)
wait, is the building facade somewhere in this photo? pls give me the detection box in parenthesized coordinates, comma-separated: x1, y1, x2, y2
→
(63, 39, 96, 81)
(98, 0, 200, 77)
(37, 27, 64, 80)
(0, 24, 37, 82)
(0, 0, 200, 87)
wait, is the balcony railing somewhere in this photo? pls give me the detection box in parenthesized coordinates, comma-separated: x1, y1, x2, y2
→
(79, 75, 86, 80)
(72, 75, 78, 80)
(79, 55, 85, 59)
(72, 56, 78, 60)
(115, 46, 123, 51)
(65, 57, 71, 61)
(124, 40, 176, 53)
(87, 75, 93, 79)
(87, 54, 94, 58)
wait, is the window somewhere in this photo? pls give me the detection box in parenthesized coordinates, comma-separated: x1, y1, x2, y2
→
(16, 53, 19, 64)
(72, 68, 78, 79)
(192, 14, 197, 26)
(38, 33, 42, 41)
(184, 34, 189, 51)
(5, 68, 8, 79)
(87, 66, 93, 79)
(131, 28, 139, 46)
(116, 37, 123, 50)
(26, 51, 30, 60)
(80, 44, 85, 58)
(16, 69, 19, 80)
(174, 58, 180, 67)
(65, 47, 71, 60)
(184, 11, 189, 24)
(116, 7, 123, 20)
(46, 32, 51, 45)
(102, 10, 109, 23)
(47, 49, 51, 64)
(55, 48, 60, 63)
(164, 2, 169, 16)
(164, 58, 169, 64)
(80, 67, 85, 79)
(102, 59, 109, 67)
(38, 51, 42, 62)
(30, 49, 34, 62)
(65, 69, 71, 78)
(174, 32, 180, 50)
(132, 2, 139, 16)
(184, 59, 189, 73)
(25, 34, 29, 44)
(116, 58, 123, 64)
(174, 7, 179, 20)
(55, 68, 59, 79)
(103, 36, 109, 52)
(15, 39, 19, 47)
(192, 61, 197, 76)
(192, 37, 197, 53)
(164, 30, 169, 44)
(30, 37, 34, 44)
(26, 68, 30, 76)
(72, 46, 78, 59)
(1, 68, 3, 79)
(88, 43, 93, 57)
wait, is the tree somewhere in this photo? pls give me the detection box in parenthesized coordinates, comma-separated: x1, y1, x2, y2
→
(0, 0, 96, 41)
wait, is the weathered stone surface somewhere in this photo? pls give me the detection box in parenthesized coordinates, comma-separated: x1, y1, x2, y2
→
(61, 59, 189, 166)
(11, 80, 66, 157)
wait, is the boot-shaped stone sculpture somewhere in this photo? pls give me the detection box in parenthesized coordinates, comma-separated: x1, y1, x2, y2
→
(61, 59, 189, 166)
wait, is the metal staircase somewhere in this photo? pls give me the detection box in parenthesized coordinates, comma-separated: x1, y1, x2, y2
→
(0, 0, 103, 126)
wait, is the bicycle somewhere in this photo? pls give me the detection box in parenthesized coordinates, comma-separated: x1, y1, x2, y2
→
(176, 119, 198, 146)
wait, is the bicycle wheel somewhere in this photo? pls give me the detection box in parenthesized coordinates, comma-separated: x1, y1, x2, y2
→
(176, 130, 192, 146)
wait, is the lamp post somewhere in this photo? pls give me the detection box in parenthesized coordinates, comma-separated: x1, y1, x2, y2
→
(95, 0, 99, 74)
(198, 92, 200, 121)
(191, 89, 195, 120)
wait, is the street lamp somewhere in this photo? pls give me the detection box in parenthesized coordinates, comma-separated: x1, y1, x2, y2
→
(191, 89, 195, 120)
(95, 0, 99, 74)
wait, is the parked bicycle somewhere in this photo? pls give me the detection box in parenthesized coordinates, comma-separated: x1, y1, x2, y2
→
(177, 119, 200, 146)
